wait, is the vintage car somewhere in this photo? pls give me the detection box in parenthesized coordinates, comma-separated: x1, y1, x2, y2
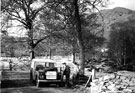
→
(30, 58, 65, 87)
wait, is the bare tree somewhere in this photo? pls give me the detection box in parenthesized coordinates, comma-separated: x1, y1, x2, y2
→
(1, 0, 108, 73)
(48, 0, 108, 74)
(1, 0, 53, 59)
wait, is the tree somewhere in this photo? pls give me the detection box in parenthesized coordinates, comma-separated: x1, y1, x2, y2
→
(1, 31, 16, 57)
(1, 31, 28, 57)
(34, 6, 70, 57)
(46, 0, 108, 74)
(108, 20, 135, 70)
(81, 13, 105, 61)
(2, 0, 108, 73)
(1, 0, 54, 59)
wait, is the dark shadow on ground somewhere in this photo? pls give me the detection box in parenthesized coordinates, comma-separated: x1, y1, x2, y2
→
(1, 79, 65, 88)
(1, 79, 31, 88)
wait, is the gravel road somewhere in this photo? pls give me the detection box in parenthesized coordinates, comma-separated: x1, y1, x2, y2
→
(1, 86, 80, 93)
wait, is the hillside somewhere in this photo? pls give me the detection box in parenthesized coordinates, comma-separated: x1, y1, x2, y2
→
(98, 7, 135, 41)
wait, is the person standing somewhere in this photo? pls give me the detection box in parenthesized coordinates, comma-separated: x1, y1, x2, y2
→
(9, 59, 12, 71)
(63, 63, 70, 87)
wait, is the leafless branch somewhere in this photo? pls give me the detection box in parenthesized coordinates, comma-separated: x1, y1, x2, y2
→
(34, 35, 50, 47)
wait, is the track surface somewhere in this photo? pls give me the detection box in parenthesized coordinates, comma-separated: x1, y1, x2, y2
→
(1, 86, 79, 93)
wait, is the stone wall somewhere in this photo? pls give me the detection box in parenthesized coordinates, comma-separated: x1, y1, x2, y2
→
(1, 71, 30, 88)
(89, 71, 135, 93)
(2, 71, 30, 80)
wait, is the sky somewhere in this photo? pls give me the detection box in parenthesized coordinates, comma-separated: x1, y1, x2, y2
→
(7, 0, 135, 37)
(106, 0, 135, 10)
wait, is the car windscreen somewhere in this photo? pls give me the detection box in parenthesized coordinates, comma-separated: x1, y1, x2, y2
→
(34, 62, 55, 69)
(35, 62, 45, 70)
(45, 62, 55, 68)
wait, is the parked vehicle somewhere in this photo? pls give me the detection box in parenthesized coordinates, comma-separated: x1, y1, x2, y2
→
(30, 58, 65, 87)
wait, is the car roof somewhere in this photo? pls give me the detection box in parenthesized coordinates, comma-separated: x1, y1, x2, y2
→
(32, 58, 56, 63)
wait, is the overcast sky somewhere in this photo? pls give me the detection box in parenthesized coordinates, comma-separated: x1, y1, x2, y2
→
(107, 0, 135, 10)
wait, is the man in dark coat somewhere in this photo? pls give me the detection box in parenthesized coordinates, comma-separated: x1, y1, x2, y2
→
(9, 59, 12, 71)
(63, 63, 70, 87)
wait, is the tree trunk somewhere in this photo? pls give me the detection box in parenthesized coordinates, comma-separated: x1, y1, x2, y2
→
(78, 40, 85, 74)
(72, 44, 76, 63)
(74, 0, 85, 74)
(27, 26, 35, 60)
(73, 50, 76, 63)
(49, 48, 52, 59)
(30, 42, 35, 59)
(30, 49, 35, 59)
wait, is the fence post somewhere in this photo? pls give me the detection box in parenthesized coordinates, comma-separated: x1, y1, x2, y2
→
(84, 69, 96, 88)
(92, 69, 96, 80)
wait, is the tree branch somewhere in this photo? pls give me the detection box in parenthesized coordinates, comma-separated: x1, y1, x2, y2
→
(34, 35, 50, 48)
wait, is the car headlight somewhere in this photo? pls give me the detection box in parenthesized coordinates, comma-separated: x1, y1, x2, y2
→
(39, 72, 44, 79)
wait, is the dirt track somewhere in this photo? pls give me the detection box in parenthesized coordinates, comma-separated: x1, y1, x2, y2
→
(1, 86, 79, 93)
(1, 79, 81, 93)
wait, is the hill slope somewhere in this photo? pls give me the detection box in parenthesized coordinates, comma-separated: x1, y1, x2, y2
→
(98, 7, 135, 40)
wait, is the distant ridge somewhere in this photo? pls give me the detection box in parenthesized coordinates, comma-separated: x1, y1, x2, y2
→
(97, 7, 135, 41)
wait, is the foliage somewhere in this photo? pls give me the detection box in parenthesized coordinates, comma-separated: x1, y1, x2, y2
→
(1, 32, 15, 57)
(1, 31, 28, 57)
(81, 13, 105, 55)
(1, 0, 52, 59)
(34, 37, 72, 57)
(108, 20, 135, 70)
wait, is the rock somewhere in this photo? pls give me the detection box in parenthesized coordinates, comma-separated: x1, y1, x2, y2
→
(115, 80, 122, 85)
(109, 74, 116, 79)
(91, 86, 101, 93)
(131, 78, 135, 83)
(90, 82, 96, 86)
(117, 71, 135, 77)
(92, 79, 99, 83)
(84, 88, 91, 93)
(128, 86, 135, 92)
(128, 81, 135, 86)
(100, 81, 105, 85)
(116, 75, 120, 79)
(120, 82, 129, 87)
(99, 77, 104, 81)
(101, 86, 107, 90)
(120, 76, 126, 80)
(89, 71, 135, 93)
(106, 91, 123, 93)
(107, 84, 117, 91)
(103, 75, 110, 80)
(108, 81, 114, 85)
(122, 78, 130, 83)
(127, 77, 132, 81)
(123, 88, 133, 92)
